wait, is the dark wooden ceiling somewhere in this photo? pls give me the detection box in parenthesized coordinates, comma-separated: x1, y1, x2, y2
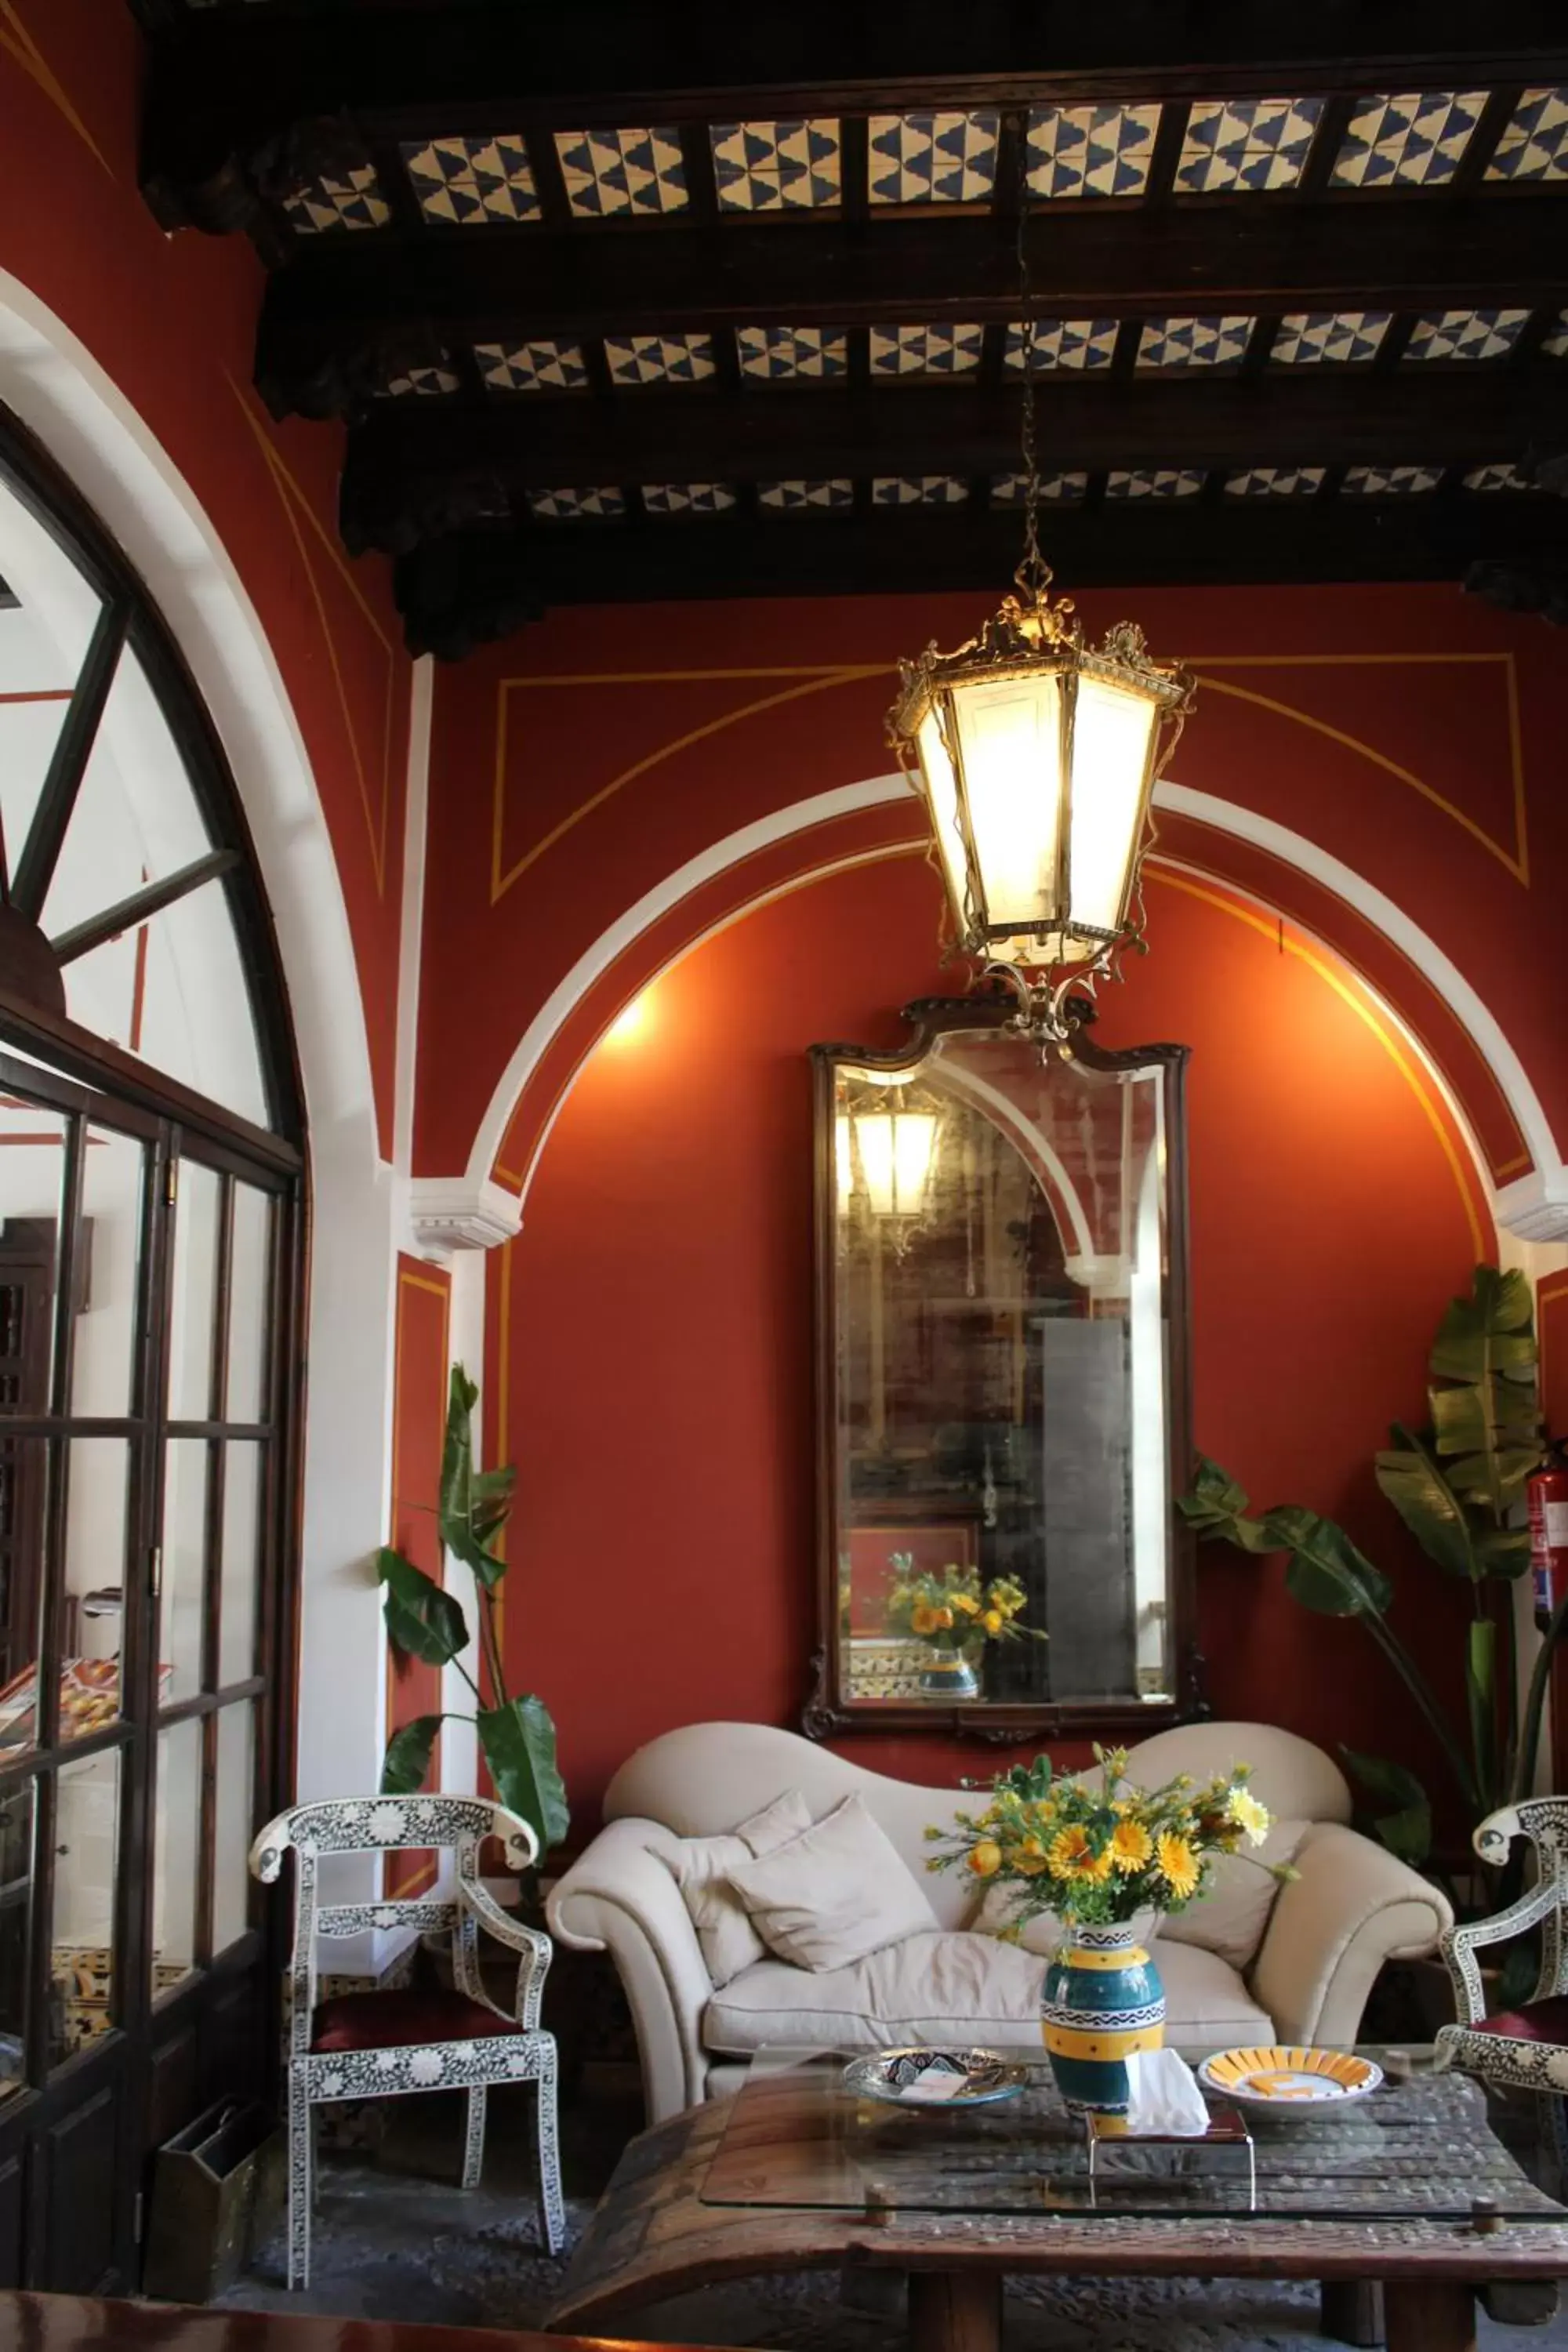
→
(131, 2, 1568, 655)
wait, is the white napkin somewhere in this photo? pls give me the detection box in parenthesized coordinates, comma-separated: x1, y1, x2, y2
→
(1123, 2048, 1210, 2136)
(899, 2067, 970, 2103)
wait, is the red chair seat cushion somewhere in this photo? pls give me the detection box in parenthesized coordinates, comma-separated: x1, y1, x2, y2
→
(310, 1988, 520, 2053)
(1473, 1996, 1568, 2043)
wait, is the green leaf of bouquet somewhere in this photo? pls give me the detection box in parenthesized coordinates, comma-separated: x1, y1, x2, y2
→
(381, 1713, 444, 1795)
(478, 1693, 570, 1853)
(376, 1547, 470, 1666)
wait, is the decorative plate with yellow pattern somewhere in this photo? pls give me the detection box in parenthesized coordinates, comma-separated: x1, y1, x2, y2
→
(1197, 2045, 1383, 2114)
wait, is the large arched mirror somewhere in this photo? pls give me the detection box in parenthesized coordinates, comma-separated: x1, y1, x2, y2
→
(806, 996, 1195, 1740)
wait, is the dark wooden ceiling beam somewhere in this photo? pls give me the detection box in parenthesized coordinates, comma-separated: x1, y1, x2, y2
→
(393, 495, 1568, 655)
(340, 370, 1568, 551)
(255, 198, 1568, 417)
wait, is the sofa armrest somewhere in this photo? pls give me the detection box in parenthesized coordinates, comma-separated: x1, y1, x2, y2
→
(1250, 1821, 1452, 2047)
(546, 1817, 714, 2123)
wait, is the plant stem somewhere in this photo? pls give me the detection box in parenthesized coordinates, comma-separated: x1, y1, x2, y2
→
(1363, 1611, 1481, 1810)
(452, 1655, 483, 1703)
(1514, 1582, 1568, 1803)
(477, 1584, 507, 1708)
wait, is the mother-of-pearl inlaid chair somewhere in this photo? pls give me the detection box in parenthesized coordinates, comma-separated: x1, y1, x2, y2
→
(1436, 1798, 1568, 2169)
(250, 1794, 566, 2289)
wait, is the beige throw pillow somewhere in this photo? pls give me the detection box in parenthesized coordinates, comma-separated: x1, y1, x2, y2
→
(676, 1791, 813, 1987)
(1159, 1818, 1308, 1969)
(726, 1793, 941, 1972)
(971, 1880, 1160, 1958)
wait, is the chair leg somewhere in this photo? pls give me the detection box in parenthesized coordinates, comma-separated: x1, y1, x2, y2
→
(287, 2068, 313, 2292)
(533, 2035, 567, 2256)
(462, 2085, 488, 2190)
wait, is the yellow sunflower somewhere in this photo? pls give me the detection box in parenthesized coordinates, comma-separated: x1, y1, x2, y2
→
(1047, 1826, 1114, 1883)
(1225, 1788, 1271, 1846)
(952, 1592, 981, 1617)
(981, 1608, 1004, 1635)
(1109, 1817, 1153, 1874)
(1156, 1831, 1201, 1900)
(910, 1602, 939, 1635)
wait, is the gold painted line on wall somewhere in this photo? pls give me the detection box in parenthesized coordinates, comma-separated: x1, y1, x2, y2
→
(1149, 866, 1489, 1261)
(0, 2, 112, 174)
(387, 1265, 450, 1878)
(491, 665, 892, 902)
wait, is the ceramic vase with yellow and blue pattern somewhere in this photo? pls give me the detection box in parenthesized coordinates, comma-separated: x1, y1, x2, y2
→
(1041, 1922, 1166, 2114)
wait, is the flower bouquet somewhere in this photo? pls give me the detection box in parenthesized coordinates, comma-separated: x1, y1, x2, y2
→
(884, 1556, 1044, 1699)
(926, 1748, 1293, 2113)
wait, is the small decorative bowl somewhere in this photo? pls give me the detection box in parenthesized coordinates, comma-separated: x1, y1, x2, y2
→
(1197, 2045, 1383, 2116)
(843, 2045, 1030, 2108)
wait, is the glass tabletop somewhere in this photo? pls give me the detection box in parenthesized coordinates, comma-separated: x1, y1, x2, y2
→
(700, 2044, 1568, 2226)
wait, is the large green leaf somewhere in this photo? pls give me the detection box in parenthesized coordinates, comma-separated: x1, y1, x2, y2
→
(1340, 1748, 1432, 1865)
(437, 1363, 514, 1591)
(477, 1694, 569, 1853)
(381, 1713, 444, 1795)
(1256, 1506, 1393, 1617)
(1475, 1525, 1532, 1579)
(1177, 1458, 1280, 1552)
(1468, 1616, 1497, 1806)
(377, 1547, 471, 1667)
(1374, 1425, 1475, 1581)
(1426, 1268, 1542, 1519)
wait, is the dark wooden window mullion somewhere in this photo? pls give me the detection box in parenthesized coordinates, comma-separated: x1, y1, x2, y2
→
(12, 597, 130, 924)
(24, 1112, 85, 2083)
(196, 1172, 234, 1967)
(50, 850, 241, 968)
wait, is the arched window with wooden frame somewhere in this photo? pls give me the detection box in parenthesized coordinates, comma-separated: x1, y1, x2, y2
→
(0, 403, 306, 2295)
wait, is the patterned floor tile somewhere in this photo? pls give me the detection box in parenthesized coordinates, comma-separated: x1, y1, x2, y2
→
(1025, 103, 1161, 199)
(1330, 89, 1488, 187)
(474, 340, 589, 393)
(737, 325, 848, 380)
(1405, 307, 1530, 362)
(757, 478, 855, 510)
(641, 483, 737, 515)
(1486, 85, 1568, 180)
(1340, 465, 1443, 495)
(525, 487, 626, 521)
(1175, 98, 1323, 192)
(869, 325, 985, 375)
(870, 477, 970, 505)
(401, 136, 540, 224)
(991, 472, 1088, 502)
(1137, 316, 1254, 369)
(712, 118, 840, 209)
(1272, 310, 1390, 366)
(555, 127, 687, 216)
(1224, 467, 1327, 497)
(1105, 469, 1206, 499)
(1004, 319, 1118, 372)
(869, 111, 999, 203)
(281, 167, 390, 234)
(603, 333, 715, 387)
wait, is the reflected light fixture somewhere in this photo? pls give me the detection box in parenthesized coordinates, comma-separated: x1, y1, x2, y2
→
(887, 127, 1196, 1046)
(837, 1108, 941, 1224)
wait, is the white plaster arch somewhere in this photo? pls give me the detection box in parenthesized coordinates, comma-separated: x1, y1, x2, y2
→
(456, 768, 1567, 1240)
(0, 276, 402, 1820)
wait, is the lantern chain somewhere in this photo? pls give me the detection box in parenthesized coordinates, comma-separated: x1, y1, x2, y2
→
(1013, 115, 1052, 609)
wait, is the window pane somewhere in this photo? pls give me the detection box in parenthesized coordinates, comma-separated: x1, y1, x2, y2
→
(61, 1438, 130, 1742)
(218, 1442, 261, 1688)
(226, 1183, 272, 1425)
(46, 641, 267, 1130)
(152, 1718, 201, 1995)
(0, 1436, 45, 1730)
(0, 1102, 64, 1419)
(159, 1439, 208, 1705)
(168, 1159, 220, 1423)
(212, 1702, 254, 1955)
(51, 1744, 121, 2066)
(0, 1778, 32, 2098)
(0, 474, 104, 872)
(71, 1123, 145, 1418)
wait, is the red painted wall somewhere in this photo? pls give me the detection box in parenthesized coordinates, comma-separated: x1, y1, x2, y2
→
(0, 4, 410, 1150)
(492, 848, 1487, 1829)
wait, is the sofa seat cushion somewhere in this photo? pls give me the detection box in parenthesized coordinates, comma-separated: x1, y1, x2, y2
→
(702, 1929, 1272, 2056)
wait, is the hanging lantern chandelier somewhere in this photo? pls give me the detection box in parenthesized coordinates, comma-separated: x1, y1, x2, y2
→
(887, 125, 1196, 1044)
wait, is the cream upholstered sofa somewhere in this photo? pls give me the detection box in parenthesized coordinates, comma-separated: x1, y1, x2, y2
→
(546, 1719, 1451, 2124)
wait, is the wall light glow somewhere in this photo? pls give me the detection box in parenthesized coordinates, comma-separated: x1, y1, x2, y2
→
(604, 989, 654, 1046)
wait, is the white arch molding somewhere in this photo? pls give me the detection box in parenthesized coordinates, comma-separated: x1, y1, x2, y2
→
(448, 768, 1567, 1243)
(0, 275, 407, 1835)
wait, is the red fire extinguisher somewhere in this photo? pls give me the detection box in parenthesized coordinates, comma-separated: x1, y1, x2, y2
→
(1529, 1443, 1568, 1629)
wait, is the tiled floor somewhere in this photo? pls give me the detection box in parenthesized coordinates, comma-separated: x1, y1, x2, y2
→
(218, 2086, 1568, 2348)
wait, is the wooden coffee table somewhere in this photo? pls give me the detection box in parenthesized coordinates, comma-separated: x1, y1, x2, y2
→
(546, 2046, 1568, 2352)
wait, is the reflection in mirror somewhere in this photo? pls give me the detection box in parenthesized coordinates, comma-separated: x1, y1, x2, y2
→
(814, 1009, 1189, 1735)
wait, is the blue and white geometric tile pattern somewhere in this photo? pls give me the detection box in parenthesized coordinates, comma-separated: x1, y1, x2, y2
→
(1544, 310, 1568, 358)
(757, 478, 855, 510)
(992, 472, 1089, 503)
(281, 168, 390, 234)
(400, 136, 540, 224)
(1224, 466, 1327, 497)
(1004, 318, 1118, 372)
(641, 483, 738, 515)
(1462, 464, 1533, 492)
(869, 324, 985, 375)
(871, 477, 970, 505)
(1340, 465, 1443, 495)
(1272, 310, 1391, 366)
(1330, 90, 1488, 187)
(1175, 97, 1324, 192)
(1486, 87, 1568, 180)
(526, 487, 626, 521)
(1138, 315, 1254, 369)
(380, 362, 461, 397)
(712, 118, 840, 209)
(1406, 307, 1531, 362)
(868, 111, 1000, 203)
(604, 333, 716, 387)
(474, 339, 590, 393)
(1105, 470, 1206, 499)
(737, 325, 848, 379)
(554, 127, 687, 216)
(1026, 103, 1161, 199)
